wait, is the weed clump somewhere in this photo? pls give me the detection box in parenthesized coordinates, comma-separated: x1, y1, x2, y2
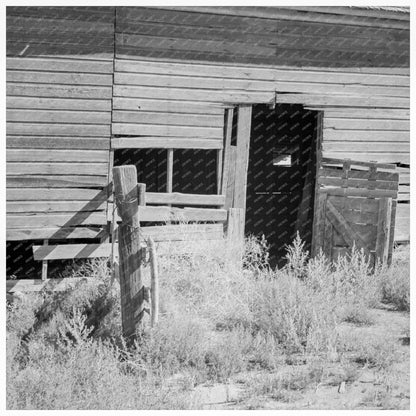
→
(6, 236, 409, 410)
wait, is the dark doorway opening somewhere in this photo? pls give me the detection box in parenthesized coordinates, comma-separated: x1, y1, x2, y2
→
(245, 104, 319, 268)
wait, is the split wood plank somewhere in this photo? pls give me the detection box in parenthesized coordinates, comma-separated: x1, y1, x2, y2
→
(319, 167, 399, 182)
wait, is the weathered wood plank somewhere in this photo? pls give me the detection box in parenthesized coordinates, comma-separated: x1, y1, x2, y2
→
(114, 70, 409, 98)
(7, 201, 106, 213)
(7, 71, 112, 86)
(157, 6, 409, 29)
(6, 277, 88, 293)
(6, 226, 106, 241)
(32, 224, 225, 260)
(6, 149, 109, 163)
(111, 123, 223, 138)
(321, 157, 397, 170)
(7, 83, 112, 99)
(7, 163, 108, 176)
(113, 97, 225, 114)
(7, 96, 111, 111)
(7, 175, 108, 188)
(7, 136, 110, 150)
(7, 123, 110, 137)
(113, 85, 274, 104)
(115, 59, 409, 88)
(323, 130, 409, 143)
(111, 137, 222, 150)
(7, 188, 106, 201)
(319, 167, 399, 182)
(116, 206, 227, 222)
(275, 93, 409, 109)
(319, 188, 397, 199)
(7, 56, 114, 73)
(112, 111, 223, 127)
(324, 118, 409, 131)
(318, 177, 399, 191)
(322, 109, 409, 119)
(145, 192, 225, 206)
(7, 109, 111, 124)
(323, 142, 409, 154)
(7, 212, 107, 228)
(322, 152, 409, 164)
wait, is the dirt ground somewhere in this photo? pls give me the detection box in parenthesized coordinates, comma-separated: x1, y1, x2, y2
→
(192, 305, 410, 410)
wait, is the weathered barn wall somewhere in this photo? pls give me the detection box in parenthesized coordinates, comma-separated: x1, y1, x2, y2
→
(6, 7, 114, 241)
(6, 6, 410, 250)
(113, 6, 410, 242)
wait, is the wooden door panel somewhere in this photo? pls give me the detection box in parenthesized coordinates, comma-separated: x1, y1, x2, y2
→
(313, 158, 398, 265)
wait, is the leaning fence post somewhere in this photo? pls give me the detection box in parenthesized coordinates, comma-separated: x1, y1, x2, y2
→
(113, 165, 144, 341)
(147, 237, 159, 328)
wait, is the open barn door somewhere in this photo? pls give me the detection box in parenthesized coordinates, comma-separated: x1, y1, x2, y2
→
(312, 158, 399, 266)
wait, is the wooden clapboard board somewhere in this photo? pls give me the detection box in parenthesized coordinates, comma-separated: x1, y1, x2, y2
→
(312, 158, 398, 266)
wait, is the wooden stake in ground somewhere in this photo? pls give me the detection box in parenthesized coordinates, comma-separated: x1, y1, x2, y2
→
(113, 165, 145, 340)
(147, 237, 159, 327)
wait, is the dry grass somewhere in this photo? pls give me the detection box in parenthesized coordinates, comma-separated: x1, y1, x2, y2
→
(6, 235, 409, 409)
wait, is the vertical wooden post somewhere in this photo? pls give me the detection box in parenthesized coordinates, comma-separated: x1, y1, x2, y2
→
(221, 108, 234, 197)
(113, 165, 144, 341)
(226, 208, 245, 264)
(234, 105, 252, 215)
(167, 149, 173, 194)
(41, 240, 48, 280)
(148, 237, 159, 328)
(375, 197, 392, 265)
